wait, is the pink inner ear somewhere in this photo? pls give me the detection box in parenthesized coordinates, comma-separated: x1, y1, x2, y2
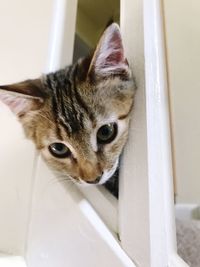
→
(94, 24, 129, 75)
(105, 31, 124, 65)
(0, 92, 31, 115)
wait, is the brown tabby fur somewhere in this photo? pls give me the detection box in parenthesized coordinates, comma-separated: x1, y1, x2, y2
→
(0, 23, 136, 185)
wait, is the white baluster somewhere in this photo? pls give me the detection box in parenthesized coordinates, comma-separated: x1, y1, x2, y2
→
(46, 0, 78, 72)
(119, 0, 189, 266)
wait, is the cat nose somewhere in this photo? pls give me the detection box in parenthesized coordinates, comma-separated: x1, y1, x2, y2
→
(78, 159, 103, 183)
(86, 175, 102, 184)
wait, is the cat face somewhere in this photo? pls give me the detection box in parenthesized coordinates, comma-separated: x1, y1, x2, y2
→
(0, 23, 135, 185)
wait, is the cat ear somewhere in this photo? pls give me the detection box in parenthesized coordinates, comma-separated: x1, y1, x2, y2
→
(0, 79, 46, 117)
(88, 23, 129, 79)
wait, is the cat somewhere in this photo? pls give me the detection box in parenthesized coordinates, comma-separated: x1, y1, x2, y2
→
(0, 23, 135, 186)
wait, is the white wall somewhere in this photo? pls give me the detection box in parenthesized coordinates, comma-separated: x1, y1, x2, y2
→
(0, 0, 53, 83)
(164, 0, 200, 203)
(0, 0, 53, 255)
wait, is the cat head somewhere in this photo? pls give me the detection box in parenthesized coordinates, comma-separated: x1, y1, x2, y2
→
(0, 23, 135, 185)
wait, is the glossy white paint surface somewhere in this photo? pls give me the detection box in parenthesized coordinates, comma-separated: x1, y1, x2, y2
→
(144, 0, 188, 266)
(143, 0, 176, 264)
(119, 0, 150, 266)
(46, 0, 77, 71)
(26, 158, 134, 267)
(0, 256, 26, 267)
(78, 185, 118, 234)
(120, 0, 188, 266)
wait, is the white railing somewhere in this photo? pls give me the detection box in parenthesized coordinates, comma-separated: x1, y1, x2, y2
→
(46, 0, 77, 72)
(0, 256, 26, 267)
(143, 0, 188, 266)
(119, 0, 188, 266)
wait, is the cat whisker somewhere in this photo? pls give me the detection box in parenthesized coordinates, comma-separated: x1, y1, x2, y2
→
(46, 174, 72, 188)
(56, 175, 79, 192)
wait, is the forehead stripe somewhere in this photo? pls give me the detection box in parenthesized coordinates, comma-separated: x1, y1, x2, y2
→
(46, 74, 69, 134)
(46, 66, 96, 135)
(72, 66, 95, 122)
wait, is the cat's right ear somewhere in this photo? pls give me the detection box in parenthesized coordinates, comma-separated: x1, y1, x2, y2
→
(0, 79, 47, 117)
(87, 23, 130, 80)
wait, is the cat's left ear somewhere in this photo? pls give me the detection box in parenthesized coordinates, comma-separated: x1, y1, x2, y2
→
(88, 23, 130, 79)
(0, 79, 46, 117)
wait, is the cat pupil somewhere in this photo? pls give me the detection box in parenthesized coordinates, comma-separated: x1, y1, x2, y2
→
(54, 143, 65, 152)
(101, 127, 110, 136)
(49, 143, 71, 158)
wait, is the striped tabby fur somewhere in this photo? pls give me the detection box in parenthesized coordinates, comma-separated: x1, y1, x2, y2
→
(0, 23, 136, 185)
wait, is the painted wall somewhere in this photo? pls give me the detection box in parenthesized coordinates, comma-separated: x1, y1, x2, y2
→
(0, 0, 53, 254)
(164, 0, 200, 203)
(0, 0, 53, 84)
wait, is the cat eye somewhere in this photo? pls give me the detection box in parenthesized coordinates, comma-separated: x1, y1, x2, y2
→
(97, 123, 118, 144)
(48, 143, 71, 158)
